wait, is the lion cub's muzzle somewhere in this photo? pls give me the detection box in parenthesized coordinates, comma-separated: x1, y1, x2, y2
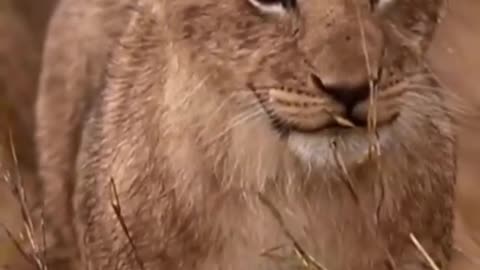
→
(251, 72, 400, 133)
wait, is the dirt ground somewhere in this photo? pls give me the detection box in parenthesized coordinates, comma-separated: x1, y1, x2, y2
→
(0, 1, 479, 269)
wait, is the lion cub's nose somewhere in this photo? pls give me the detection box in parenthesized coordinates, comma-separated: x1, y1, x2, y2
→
(311, 74, 371, 113)
(323, 80, 371, 112)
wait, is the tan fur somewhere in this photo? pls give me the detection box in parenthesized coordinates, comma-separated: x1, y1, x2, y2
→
(37, 0, 456, 269)
(35, 0, 131, 267)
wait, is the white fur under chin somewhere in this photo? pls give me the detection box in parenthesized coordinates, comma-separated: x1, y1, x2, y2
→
(287, 126, 393, 169)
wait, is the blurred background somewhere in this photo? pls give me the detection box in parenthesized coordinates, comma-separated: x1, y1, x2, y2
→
(0, 0, 478, 269)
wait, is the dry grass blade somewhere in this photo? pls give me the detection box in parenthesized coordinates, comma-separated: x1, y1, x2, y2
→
(330, 139, 360, 204)
(409, 233, 440, 270)
(332, 115, 355, 128)
(109, 177, 145, 270)
(257, 192, 329, 270)
(260, 243, 289, 257)
(330, 139, 396, 269)
(259, 244, 293, 263)
(39, 209, 47, 269)
(0, 224, 35, 267)
(352, 1, 381, 159)
(373, 173, 386, 226)
(1, 130, 47, 270)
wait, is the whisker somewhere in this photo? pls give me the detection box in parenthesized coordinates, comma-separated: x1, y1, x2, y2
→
(399, 101, 480, 133)
(169, 79, 273, 111)
(385, 71, 480, 127)
(208, 92, 258, 117)
(376, 84, 407, 101)
(404, 85, 480, 121)
(169, 74, 211, 110)
(205, 109, 264, 146)
(406, 83, 475, 106)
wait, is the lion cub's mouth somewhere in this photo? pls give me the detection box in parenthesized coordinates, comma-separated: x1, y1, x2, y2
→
(250, 86, 400, 135)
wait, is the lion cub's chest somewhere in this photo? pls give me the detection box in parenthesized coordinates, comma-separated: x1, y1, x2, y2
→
(195, 195, 388, 270)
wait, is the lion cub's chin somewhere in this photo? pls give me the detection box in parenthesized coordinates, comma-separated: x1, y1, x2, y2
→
(287, 125, 392, 169)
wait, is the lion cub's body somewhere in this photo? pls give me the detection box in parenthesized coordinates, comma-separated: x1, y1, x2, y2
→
(35, 0, 131, 267)
(37, 0, 456, 269)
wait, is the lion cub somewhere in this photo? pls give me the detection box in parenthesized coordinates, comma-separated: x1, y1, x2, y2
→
(37, 0, 456, 269)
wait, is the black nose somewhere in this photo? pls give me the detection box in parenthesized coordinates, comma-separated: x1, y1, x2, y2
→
(311, 74, 371, 113)
(323, 82, 370, 112)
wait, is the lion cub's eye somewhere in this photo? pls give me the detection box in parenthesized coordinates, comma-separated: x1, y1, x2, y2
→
(248, 0, 296, 15)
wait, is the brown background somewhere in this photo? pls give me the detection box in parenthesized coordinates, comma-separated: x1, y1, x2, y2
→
(429, 1, 480, 269)
(0, 0, 479, 269)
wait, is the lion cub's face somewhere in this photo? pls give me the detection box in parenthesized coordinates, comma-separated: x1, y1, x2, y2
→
(166, 0, 447, 166)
